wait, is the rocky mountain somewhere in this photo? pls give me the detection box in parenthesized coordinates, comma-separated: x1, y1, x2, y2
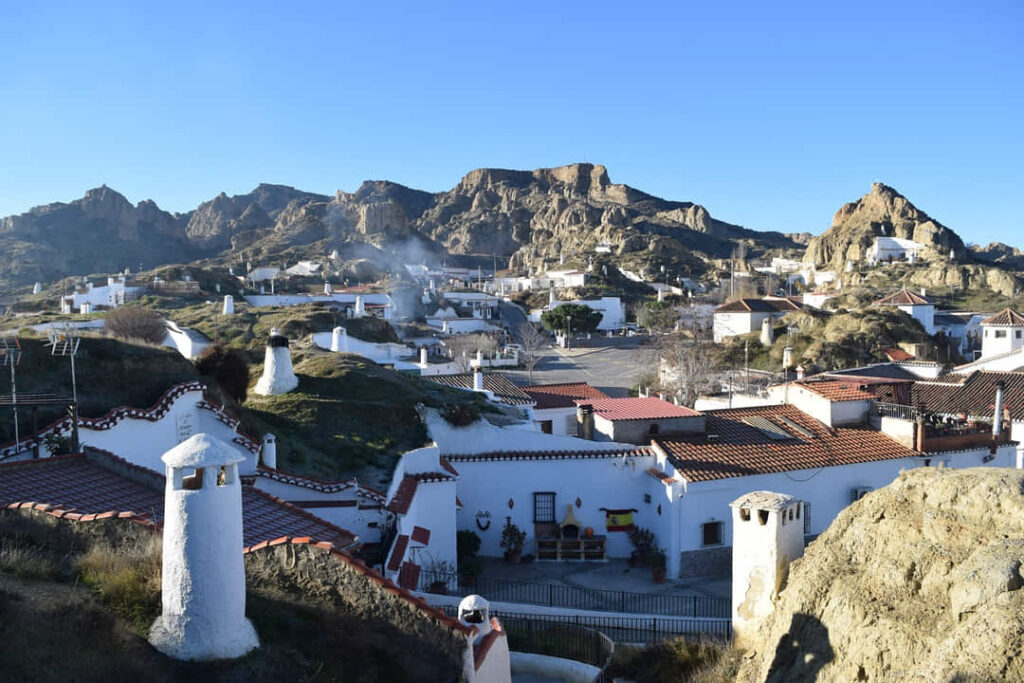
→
(804, 182, 967, 271)
(0, 164, 805, 290)
(0, 185, 195, 288)
(736, 467, 1024, 682)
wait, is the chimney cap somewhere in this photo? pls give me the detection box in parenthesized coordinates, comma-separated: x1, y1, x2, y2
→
(162, 433, 244, 468)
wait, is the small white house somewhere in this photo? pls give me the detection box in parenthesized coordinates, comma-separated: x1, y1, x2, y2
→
(521, 383, 611, 435)
(868, 236, 925, 264)
(60, 276, 143, 313)
(978, 308, 1024, 359)
(873, 288, 936, 335)
(713, 298, 799, 343)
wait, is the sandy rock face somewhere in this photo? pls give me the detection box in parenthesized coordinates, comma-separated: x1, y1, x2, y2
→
(736, 467, 1024, 683)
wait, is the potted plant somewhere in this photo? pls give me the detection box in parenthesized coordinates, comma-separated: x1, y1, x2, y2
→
(500, 518, 526, 564)
(426, 558, 455, 594)
(628, 526, 655, 568)
(650, 548, 667, 583)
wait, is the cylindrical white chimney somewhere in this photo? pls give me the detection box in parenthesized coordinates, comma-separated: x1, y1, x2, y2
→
(80, 302, 91, 315)
(796, 365, 805, 381)
(473, 368, 484, 391)
(657, 289, 665, 303)
(330, 326, 346, 352)
(222, 295, 235, 315)
(324, 282, 332, 294)
(993, 381, 1005, 437)
(261, 433, 277, 469)
(420, 347, 428, 365)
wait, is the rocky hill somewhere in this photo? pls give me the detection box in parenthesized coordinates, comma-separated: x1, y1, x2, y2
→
(0, 164, 803, 290)
(803, 182, 967, 271)
(736, 467, 1024, 682)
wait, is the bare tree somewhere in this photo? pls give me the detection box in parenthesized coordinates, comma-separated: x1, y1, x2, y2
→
(444, 333, 499, 372)
(517, 323, 548, 382)
(655, 311, 717, 407)
(104, 306, 167, 344)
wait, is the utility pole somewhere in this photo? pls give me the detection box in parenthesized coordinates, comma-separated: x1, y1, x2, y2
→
(745, 339, 750, 395)
(1, 338, 21, 454)
(47, 325, 81, 452)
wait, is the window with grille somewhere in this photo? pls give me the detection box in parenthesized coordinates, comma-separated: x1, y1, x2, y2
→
(533, 492, 556, 523)
(701, 521, 724, 547)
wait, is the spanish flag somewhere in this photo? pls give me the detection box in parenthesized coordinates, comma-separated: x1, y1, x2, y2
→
(602, 508, 636, 532)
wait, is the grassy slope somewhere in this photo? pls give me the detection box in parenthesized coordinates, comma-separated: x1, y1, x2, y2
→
(242, 349, 486, 481)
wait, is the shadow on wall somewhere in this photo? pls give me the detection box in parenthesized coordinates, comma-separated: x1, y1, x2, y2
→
(765, 613, 834, 683)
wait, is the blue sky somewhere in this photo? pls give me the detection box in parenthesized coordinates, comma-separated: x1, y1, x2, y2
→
(2, 1, 1021, 245)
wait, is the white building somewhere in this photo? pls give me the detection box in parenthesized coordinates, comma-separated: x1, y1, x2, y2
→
(978, 308, 1024, 359)
(244, 292, 393, 319)
(873, 288, 936, 335)
(868, 236, 925, 264)
(60, 276, 143, 313)
(713, 298, 800, 343)
(253, 330, 299, 396)
(521, 383, 611, 435)
(531, 297, 626, 332)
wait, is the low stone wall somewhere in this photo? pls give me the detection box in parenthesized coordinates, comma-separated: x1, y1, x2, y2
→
(679, 545, 731, 580)
(245, 542, 471, 678)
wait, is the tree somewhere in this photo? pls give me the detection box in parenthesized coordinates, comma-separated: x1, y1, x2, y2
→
(444, 333, 499, 372)
(517, 322, 548, 382)
(656, 312, 717, 407)
(541, 303, 603, 337)
(195, 343, 250, 403)
(638, 300, 678, 334)
(104, 306, 167, 344)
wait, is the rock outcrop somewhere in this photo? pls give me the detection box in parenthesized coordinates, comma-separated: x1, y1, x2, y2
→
(804, 182, 967, 271)
(736, 467, 1024, 682)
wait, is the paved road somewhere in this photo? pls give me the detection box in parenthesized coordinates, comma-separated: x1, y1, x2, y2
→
(498, 300, 530, 344)
(502, 336, 659, 397)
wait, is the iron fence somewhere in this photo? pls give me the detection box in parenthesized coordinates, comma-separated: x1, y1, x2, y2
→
(873, 402, 918, 421)
(421, 569, 730, 618)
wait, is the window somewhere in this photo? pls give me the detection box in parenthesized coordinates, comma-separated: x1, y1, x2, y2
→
(533, 492, 556, 523)
(1017, 330, 1022, 339)
(995, 330, 1007, 339)
(182, 467, 204, 490)
(648, 423, 660, 435)
(803, 503, 812, 534)
(539, 420, 553, 434)
(701, 521, 724, 547)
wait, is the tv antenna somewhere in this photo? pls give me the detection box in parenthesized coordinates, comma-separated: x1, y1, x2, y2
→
(1, 337, 22, 453)
(47, 324, 82, 451)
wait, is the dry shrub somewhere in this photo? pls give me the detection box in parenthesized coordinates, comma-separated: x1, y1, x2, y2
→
(74, 535, 162, 632)
(195, 342, 250, 402)
(605, 636, 731, 683)
(104, 306, 167, 344)
(0, 542, 61, 579)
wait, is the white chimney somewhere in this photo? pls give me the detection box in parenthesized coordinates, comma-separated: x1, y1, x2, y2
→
(420, 347, 428, 365)
(32, 282, 41, 294)
(921, 288, 926, 297)
(730, 492, 804, 647)
(79, 302, 91, 315)
(222, 295, 235, 315)
(261, 433, 277, 469)
(760, 318, 774, 346)
(782, 346, 793, 370)
(796, 365, 805, 381)
(324, 282, 332, 294)
(149, 434, 259, 660)
(330, 326, 348, 353)
(473, 368, 484, 392)
(549, 289, 556, 308)
(657, 289, 665, 303)
(253, 329, 298, 396)
(354, 295, 366, 317)
(993, 381, 1005, 437)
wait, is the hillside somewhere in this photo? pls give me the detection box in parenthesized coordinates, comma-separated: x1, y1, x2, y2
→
(0, 164, 803, 290)
(736, 467, 1024, 682)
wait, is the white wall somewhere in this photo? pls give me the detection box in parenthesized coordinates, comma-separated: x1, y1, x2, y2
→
(982, 325, 1024, 358)
(533, 407, 578, 436)
(675, 446, 1013, 556)
(451, 453, 668, 560)
(250, 476, 383, 543)
(714, 312, 770, 342)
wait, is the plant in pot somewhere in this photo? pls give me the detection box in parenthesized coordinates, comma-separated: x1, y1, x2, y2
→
(425, 558, 456, 594)
(500, 518, 527, 564)
(628, 526, 656, 568)
(649, 548, 667, 583)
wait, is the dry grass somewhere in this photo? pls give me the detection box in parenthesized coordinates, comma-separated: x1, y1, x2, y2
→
(74, 534, 162, 633)
(605, 636, 740, 682)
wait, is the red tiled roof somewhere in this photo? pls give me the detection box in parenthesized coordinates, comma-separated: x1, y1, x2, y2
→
(445, 447, 652, 462)
(398, 561, 421, 590)
(874, 288, 932, 306)
(912, 371, 1024, 420)
(255, 467, 385, 503)
(714, 298, 799, 314)
(438, 457, 459, 477)
(795, 378, 881, 402)
(387, 534, 410, 571)
(980, 308, 1024, 327)
(646, 467, 677, 485)
(521, 383, 610, 409)
(423, 372, 534, 406)
(575, 397, 701, 421)
(653, 404, 918, 482)
(387, 475, 419, 514)
(883, 348, 915, 362)
(411, 526, 431, 545)
(0, 455, 357, 549)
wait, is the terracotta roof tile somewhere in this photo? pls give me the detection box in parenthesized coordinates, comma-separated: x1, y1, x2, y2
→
(424, 372, 534, 406)
(575, 397, 701, 421)
(795, 378, 881, 402)
(980, 308, 1024, 327)
(874, 288, 932, 306)
(912, 371, 1024, 420)
(387, 475, 418, 514)
(0, 455, 357, 549)
(410, 526, 431, 545)
(653, 404, 918, 482)
(387, 534, 409, 571)
(883, 348, 915, 362)
(438, 457, 459, 477)
(521, 383, 610, 409)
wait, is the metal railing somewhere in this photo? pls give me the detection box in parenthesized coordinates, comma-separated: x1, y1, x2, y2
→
(872, 402, 918, 421)
(420, 570, 730, 618)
